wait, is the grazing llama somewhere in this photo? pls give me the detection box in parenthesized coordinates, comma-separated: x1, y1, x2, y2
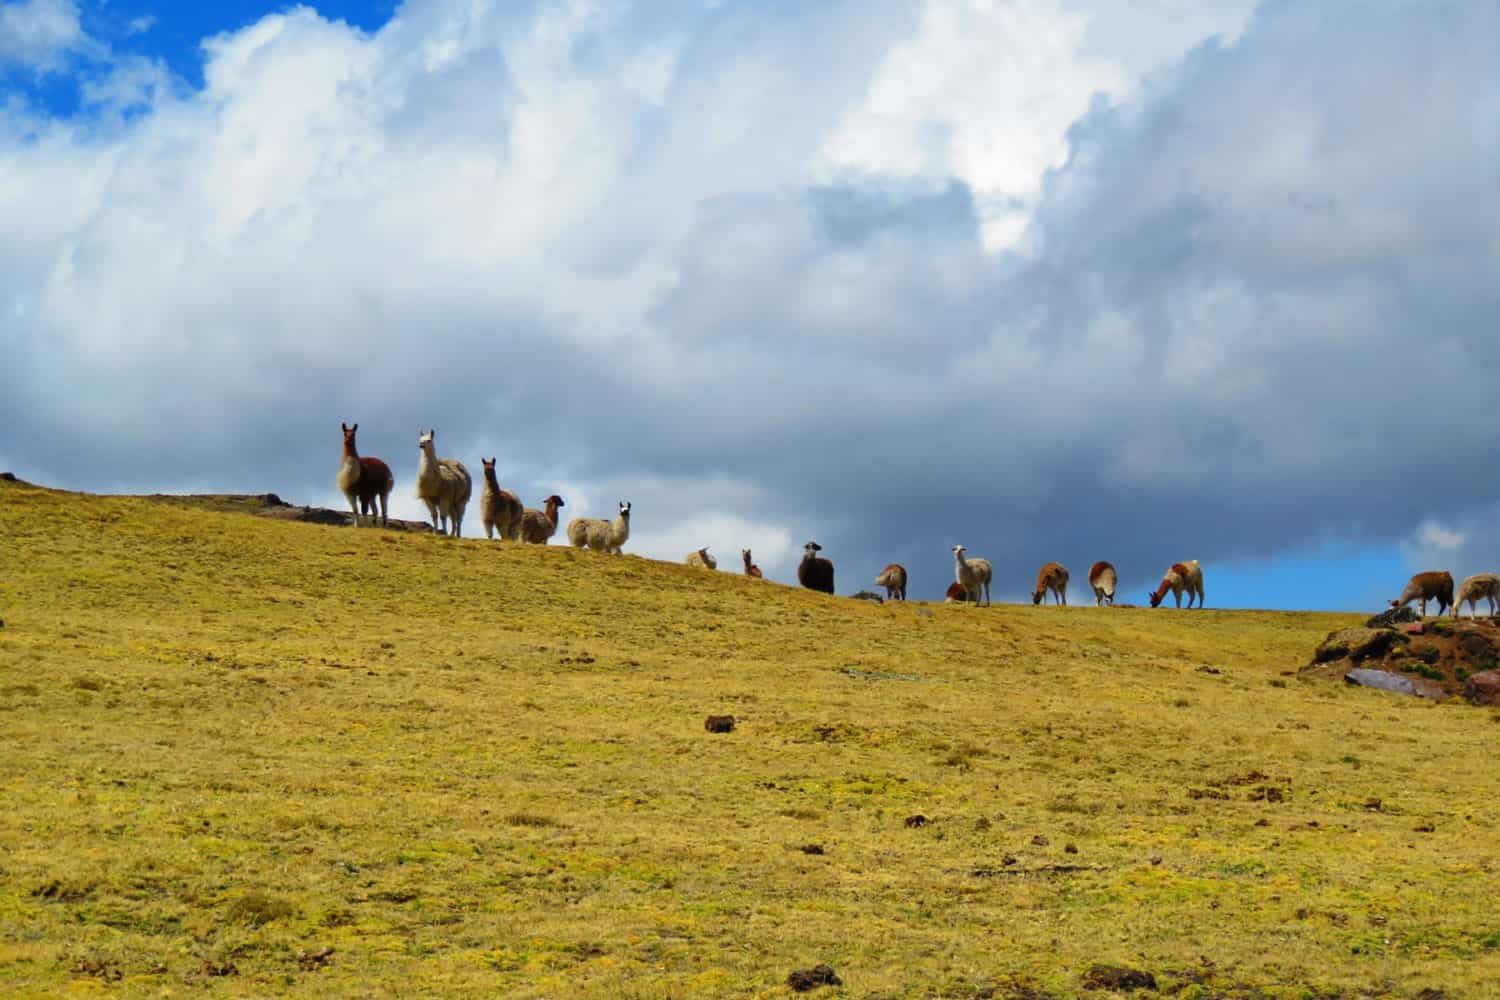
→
(416, 429, 472, 537)
(336, 422, 393, 527)
(953, 545, 992, 606)
(945, 582, 969, 603)
(478, 458, 524, 541)
(874, 563, 908, 601)
(566, 501, 632, 554)
(1149, 560, 1204, 609)
(1391, 571, 1454, 617)
(520, 495, 565, 544)
(1088, 561, 1117, 606)
(1031, 562, 1069, 606)
(798, 541, 835, 594)
(742, 549, 763, 578)
(1454, 573, 1500, 618)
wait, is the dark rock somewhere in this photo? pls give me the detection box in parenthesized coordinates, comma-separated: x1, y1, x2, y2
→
(0, 472, 15, 482)
(904, 814, 928, 828)
(704, 715, 736, 733)
(1465, 670, 1500, 706)
(1366, 605, 1418, 627)
(1081, 964, 1157, 992)
(851, 590, 884, 603)
(1315, 628, 1402, 663)
(799, 844, 825, 855)
(787, 964, 842, 992)
(260, 493, 288, 507)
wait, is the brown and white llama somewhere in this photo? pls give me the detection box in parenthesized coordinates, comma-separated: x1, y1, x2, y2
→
(1031, 562, 1069, 606)
(945, 581, 969, 603)
(478, 458, 524, 541)
(416, 429, 472, 537)
(685, 547, 717, 569)
(874, 563, 908, 601)
(1453, 573, 1500, 618)
(520, 494, 565, 544)
(336, 422, 394, 527)
(1149, 560, 1204, 608)
(953, 544, 992, 606)
(1088, 561, 1117, 606)
(741, 549, 763, 578)
(1391, 570, 1454, 617)
(567, 501, 632, 554)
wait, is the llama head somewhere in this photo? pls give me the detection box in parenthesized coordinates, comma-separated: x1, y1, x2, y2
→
(618, 500, 631, 519)
(1149, 589, 1165, 608)
(341, 422, 358, 453)
(418, 429, 434, 450)
(481, 457, 496, 472)
(546, 495, 565, 508)
(742, 548, 752, 560)
(804, 541, 822, 556)
(952, 544, 966, 559)
(1031, 590, 1044, 605)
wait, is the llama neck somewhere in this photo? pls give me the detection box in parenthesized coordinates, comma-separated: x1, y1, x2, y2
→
(544, 499, 559, 524)
(743, 552, 753, 571)
(483, 468, 501, 494)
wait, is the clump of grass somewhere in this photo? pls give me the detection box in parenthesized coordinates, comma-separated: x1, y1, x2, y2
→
(224, 892, 296, 926)
(501, 813, 563, 828)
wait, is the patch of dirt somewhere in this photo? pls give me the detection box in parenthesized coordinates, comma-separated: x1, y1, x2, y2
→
(1081, 964, 1157, 991)
(1301, 616, 1500, 703)
(787, 963, 842, 991)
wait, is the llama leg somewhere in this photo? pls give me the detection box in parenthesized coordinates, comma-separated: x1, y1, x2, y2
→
(346, 495, 362, 527)
(378, 492, 389, 527)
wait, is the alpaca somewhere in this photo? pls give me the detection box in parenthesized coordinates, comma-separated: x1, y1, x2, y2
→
(415, 429, 472, 537)
(742, 549, 763, 578)
(520, 494, 565, 544)
(1088, 561, 1117, 607)
(1391, 570, 1454, 617)
(336, 422, 394, 527)
(1454, 573, 1500, 618)
(798, 541, 835, 594)
(953, 545, 992, 606)
(1149, 560, 1205, 608)
(1031, 562, 1069, 606)
(566, 501, 632, 554)
(874, 563, 907, 601)
(685, 547, 717, 569)
(945, 581, 969, 603)
(478, 458, 524, 541)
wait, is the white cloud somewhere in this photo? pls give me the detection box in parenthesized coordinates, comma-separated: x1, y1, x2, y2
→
(0, 0, 80, 70)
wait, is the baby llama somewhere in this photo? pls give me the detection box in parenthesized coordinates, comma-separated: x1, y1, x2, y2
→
(336, 422, 394, 527)
(874, 563, 908, 601)
(478, 458, 524, 541)
(566, 501, 632, 554)
(416, 429, 472, 537)
(520, 495, 565, 544)
(952, 545, 992, 606)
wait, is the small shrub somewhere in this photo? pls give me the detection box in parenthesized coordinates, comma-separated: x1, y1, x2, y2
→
(1412, 644, 1441, 665)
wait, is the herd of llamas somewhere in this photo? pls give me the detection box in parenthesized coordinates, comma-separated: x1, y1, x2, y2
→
(336, 423, 1500, 616)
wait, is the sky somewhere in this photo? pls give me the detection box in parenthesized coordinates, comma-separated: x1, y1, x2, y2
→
(2, 0, 1497, 609)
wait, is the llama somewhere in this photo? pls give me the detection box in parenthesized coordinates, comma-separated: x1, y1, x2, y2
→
(1149, 560, 1205, 608)
(1088, 561, 1117, 606)
(336, 422, 394, 527)
(415, 429, 472, 537)
(742, 549, 763, 578)
(685, 547, 717, 569)
(953, 545, 992, 606)
(566, 501, 632, 554)
(1453, 573, 1500, 618)
(1391, 570, 1454, 617)
(1031, 562, 1069, 606)
(945, 581, 969, 603)
(478, 458, 524, 541)
(798, 541, 835, 594)
(874, 563, 908, 601)
(520, 494, 565, 544)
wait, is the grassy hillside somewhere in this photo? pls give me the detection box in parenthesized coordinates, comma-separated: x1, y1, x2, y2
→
(1, 477, 1496, 998)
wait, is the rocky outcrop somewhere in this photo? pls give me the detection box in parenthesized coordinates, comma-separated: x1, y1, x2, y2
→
(1304, 615, 1500, 704)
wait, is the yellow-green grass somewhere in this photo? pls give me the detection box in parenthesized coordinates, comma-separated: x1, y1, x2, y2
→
(1, 478, 1496, 998)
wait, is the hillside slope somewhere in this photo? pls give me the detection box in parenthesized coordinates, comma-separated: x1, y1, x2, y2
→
(1, 478, 1496, 998)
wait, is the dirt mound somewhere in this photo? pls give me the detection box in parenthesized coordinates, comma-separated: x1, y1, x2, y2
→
(1302, 615, 1500, 702)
